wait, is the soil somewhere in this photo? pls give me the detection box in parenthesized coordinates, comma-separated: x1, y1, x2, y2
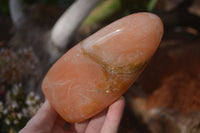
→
(138, 36, 200, 113)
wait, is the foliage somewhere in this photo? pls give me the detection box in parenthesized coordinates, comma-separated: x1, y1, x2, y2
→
(0, 48, 42, 133)
(0, 0, 158, 16)
(0, 48, 40, 85)
(23, 0, 75, 8)
(0, 0, 75, 15)
(81, 0, 158, 30)
(0, 84, 42, 133)
(82, 0, 122, 28)
(0, 0, 9, 15)
(121, 0, 158, 13)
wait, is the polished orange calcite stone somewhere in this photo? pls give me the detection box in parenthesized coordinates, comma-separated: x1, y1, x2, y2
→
(42, 12, 163, 123)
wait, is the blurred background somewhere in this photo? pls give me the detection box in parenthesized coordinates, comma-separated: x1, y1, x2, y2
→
(0, 0, 200, 132)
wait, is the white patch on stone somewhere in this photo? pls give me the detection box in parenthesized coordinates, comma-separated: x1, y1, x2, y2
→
(82, 28, 123, 50)
(148, 13, 158, 20)
(150, 108, 160, 115)
(54, 80, 71, 86)
(106, 90, 111, 94)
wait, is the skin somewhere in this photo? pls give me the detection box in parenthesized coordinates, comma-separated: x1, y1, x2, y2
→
(19, 96, 125, 133)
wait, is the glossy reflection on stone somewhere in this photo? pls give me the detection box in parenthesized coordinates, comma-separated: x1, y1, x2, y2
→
(42, 12, 164, 123)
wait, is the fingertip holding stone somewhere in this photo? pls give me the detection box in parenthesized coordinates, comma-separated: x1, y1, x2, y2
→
(42, 12, 164, 123)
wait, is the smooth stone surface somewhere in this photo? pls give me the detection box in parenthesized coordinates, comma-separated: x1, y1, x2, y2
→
(42, 12, 164, 123)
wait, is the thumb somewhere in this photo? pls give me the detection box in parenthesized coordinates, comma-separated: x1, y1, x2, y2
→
(19, 100, 58, 133)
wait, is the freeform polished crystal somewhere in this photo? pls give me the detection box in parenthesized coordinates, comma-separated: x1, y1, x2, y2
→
(42, 12, 164, 123)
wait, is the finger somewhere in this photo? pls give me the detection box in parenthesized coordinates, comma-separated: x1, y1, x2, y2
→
(51, 116, 68, 133)
(84, 109, 107, 133)
(100, 96, 125, 133)
(69, 120, 90, 133)
(53, 116, 67, 129)
(19, 100, 58, 133)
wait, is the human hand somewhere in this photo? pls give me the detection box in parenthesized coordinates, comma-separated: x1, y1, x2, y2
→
(19, 96, 125, 133)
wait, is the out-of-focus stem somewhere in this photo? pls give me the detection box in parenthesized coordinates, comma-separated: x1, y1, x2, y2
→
(51, 0, 101, 49)
(9, 0, 27, 29)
